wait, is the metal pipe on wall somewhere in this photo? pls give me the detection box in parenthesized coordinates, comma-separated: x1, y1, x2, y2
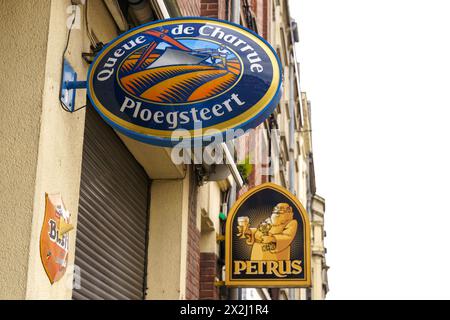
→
(230, 0, 241, 23)
(288, 61, 295, 193)
(228, 0, 241, 301)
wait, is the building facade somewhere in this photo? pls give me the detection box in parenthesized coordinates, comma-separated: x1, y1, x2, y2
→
(0, 0, 327, 300)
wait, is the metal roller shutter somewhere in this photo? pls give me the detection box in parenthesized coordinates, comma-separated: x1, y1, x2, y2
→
(72, 107, 150, 300)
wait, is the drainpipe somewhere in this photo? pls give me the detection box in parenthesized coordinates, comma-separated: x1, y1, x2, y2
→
(230, 0, 241, 24)
(288, 20, 298, 301)
(288, 60, 295, 194)
(230, 0, 241, 191)
(227, 0, 241, 301)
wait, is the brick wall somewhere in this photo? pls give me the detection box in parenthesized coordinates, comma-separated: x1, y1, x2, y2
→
(250, 0, 269, 38)
(260, 0, 269, 39)
(177, 0, 201, 16)
(200, 0, 227, 19)
(200, 253, 220, 300)
(176, 0, 267, 36)
(185, 169, 200, 300)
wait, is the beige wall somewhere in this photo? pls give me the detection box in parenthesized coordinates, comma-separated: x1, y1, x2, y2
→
(311, 195, 327, 300)
(0, 0, 52, 299)
(24, 0, 118, 299)
(118, 134, 186, 180)
(199, 182, 223, 255)
(0, 0, 120, 299)
(0, 0, 116, 299)
(146, 174, 190, 300)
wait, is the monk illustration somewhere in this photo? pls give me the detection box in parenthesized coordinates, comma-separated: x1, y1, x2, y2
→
(237, 203, 298, 260)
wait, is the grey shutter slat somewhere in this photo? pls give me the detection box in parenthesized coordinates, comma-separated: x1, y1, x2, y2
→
(73, 107, 149, 300)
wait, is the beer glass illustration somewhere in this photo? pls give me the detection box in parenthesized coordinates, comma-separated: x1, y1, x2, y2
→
(237, 216, 250, 239)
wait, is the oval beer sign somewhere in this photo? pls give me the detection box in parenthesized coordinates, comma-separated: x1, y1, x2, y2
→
(87, 18, 282, 146)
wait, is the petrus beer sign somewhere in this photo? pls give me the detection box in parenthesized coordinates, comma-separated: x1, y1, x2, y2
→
(87, 18, 282, 146)
(225, 183, 311, 287)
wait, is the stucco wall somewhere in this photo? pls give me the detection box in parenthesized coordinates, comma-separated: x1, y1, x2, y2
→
(0, 0, 52, 299)
(146, 174, 190, 300)
(199, 182, 222, 254)
(23, 0, 117, 299)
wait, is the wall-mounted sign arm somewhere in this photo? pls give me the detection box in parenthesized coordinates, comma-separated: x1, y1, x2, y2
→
(60, 59, 87, 112)
(222, 143, 244, 188)
(65, 80, 87, 90)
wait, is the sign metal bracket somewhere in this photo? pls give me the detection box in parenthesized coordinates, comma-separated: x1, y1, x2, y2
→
(60, 59, 87, 112)
(214, 280, 225, 287)
(216, 233, 225, 242)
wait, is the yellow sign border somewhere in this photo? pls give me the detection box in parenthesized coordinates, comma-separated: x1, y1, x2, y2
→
(225, 182, 312, 287)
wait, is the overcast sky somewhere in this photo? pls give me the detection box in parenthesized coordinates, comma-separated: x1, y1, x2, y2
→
(290, 0, 450, 299)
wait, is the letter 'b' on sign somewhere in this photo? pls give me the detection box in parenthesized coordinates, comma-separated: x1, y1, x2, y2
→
(225, 183, 311, 287)
(87, 18, 282, 147)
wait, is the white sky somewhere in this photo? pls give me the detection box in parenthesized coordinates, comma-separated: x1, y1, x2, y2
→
(290, 0, 450, 299)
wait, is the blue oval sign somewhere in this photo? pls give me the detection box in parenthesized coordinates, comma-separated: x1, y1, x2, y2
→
(88, 18, 282, 146)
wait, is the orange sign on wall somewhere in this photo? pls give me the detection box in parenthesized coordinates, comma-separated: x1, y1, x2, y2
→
(40, 193, 73, 284)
